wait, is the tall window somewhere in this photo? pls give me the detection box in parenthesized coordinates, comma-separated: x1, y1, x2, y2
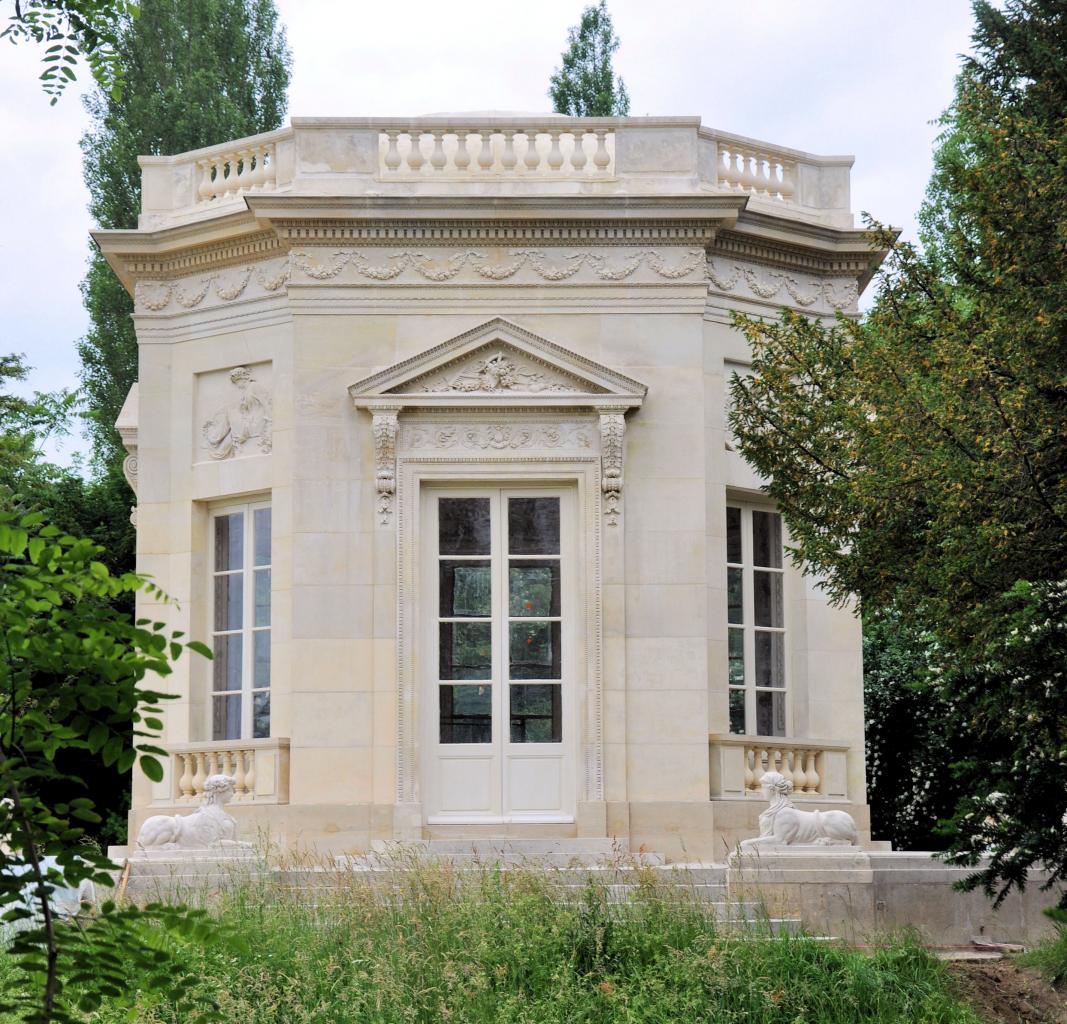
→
(727, 505, 786, 736)
(211, 501, 271, 741)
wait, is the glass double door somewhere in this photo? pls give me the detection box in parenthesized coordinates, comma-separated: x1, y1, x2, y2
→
(423, 487, 575, 823)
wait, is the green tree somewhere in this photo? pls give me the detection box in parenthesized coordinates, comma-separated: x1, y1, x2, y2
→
(728, 0, 1067, 904)
(79, 0, 291, 469)
(1, 0, 134, 103)
(0, 512, 225, 1022)
(549, 0, 629, 116)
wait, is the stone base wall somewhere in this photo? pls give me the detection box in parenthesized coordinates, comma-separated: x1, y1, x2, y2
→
(728, 849, 1058, 946)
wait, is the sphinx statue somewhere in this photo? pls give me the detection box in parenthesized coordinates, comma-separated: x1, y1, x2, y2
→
(740, 771, 858, 850)
(136, 774, 251, 851)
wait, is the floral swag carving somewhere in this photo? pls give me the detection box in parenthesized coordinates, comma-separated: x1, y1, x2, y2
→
(706, 258, 859, 311)
(372, 410, 400, 525)
(290, 248, 706, 284)
(134, 258, 290, 312)
(599, 412, 626, 527)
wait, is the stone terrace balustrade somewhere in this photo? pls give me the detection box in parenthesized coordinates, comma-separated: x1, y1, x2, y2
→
(167, 738, 290, 805)
(709, 734, 851, 801)
(137, 117, 854, 229)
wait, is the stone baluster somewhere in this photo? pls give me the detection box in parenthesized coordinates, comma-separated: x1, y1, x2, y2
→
(500, 130, 518, 171)
(234, 148, 251, 192)
(546, 130, 565, 171)
(453, 130, 471, 172)
(570, 131, 588, 172)
(405, 132, 425, 172)
(197, 158, 214, 202)
(244, 749, 256, 797)
(743, 746, 756, 791)
(191, 752, 206, 797)
(232, 749, 248, 798)
(740, 148, 760, 192)
(523, 131, 541, 172)
(776, 746, 793, 789)
(751, 150, 769, 196)
(593, 130, 611, 173)
(791, 748, 808, 793)
(476, 131, 495, 172)
(383, 131, 402, 172)
(249, 146, 267, 190)
(779, 160, 796, 202)
(805, 750, 821, 795)
(177, 753, 195, 800)
(429, 130, 447, 171)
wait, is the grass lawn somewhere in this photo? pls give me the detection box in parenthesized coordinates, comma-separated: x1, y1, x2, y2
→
(1, 862, 985, 1023)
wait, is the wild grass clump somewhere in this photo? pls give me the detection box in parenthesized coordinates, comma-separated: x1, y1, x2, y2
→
(2, 858, 982, 1023)
(1018, 905, 1067, 986)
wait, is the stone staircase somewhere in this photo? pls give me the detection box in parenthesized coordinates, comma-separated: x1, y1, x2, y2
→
(117, 839, 798, 933)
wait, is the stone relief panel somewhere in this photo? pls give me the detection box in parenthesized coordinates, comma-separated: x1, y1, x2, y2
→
(706, 257, 860, 315)
(396, 345, 601, 397)
(196, 362, 273, 462)
(289, 247, 707, 286)
(133, 256, 290, 314)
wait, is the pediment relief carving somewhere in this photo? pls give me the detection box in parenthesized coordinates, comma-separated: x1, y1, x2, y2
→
(390, 345, 602, 397)
(348, 318, 646, 408)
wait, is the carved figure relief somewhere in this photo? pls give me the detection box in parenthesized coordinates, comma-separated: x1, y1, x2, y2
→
(201, 366, 273, 460)
(415, 351, 580, 395)
(135, 775, 251, 851)
(740, 771, 858, 849)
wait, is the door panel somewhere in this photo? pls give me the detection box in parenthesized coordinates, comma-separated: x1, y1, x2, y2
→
(424, 486, 575, 823)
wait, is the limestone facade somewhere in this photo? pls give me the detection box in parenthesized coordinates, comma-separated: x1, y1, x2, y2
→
(95, 116, 884, 859)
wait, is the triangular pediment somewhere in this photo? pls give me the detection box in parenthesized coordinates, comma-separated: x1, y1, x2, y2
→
(349, 319, 646, 410)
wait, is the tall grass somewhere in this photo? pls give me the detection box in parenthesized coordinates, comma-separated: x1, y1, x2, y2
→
(2, 858, 983, 1023)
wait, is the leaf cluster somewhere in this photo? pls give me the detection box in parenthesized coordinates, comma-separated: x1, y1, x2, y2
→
(0, 509, 214, 1020)
(1, 0, 136, 104)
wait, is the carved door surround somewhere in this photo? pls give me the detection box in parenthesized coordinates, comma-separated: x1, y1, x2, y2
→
(349, 319, 646, 832)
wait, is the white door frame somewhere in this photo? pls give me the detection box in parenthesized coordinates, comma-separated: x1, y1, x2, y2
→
(394, 453, 606, 827)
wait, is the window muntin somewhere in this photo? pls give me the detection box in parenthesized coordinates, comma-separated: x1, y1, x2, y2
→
(726, 505, 786, 737)
(436, 493, 564, 746)
(211, 502, 271, 741)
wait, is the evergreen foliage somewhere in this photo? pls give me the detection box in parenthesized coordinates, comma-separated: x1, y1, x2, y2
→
(79, 0, 291, 469)
(729, 0, 1067, 904)
(549, 0, 629, 116)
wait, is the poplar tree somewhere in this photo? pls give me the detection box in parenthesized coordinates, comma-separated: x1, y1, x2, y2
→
(729, 0, 1067, 905)
(549, 0, 630, 116)
(79, 0, 291, 470)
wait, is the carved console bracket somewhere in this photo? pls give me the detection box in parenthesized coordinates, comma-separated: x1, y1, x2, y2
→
(371, 406, 401, 524)
(598, 409, 627, 527)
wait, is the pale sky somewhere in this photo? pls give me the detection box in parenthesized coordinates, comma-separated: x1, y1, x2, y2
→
(0, 0, 977, 463)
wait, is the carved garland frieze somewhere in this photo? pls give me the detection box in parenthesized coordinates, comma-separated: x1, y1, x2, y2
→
(289, 248, 707, 284)
(706, 257, 859, 312)
(399, 421, 595, 453)
(133, 257, 290, 313)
